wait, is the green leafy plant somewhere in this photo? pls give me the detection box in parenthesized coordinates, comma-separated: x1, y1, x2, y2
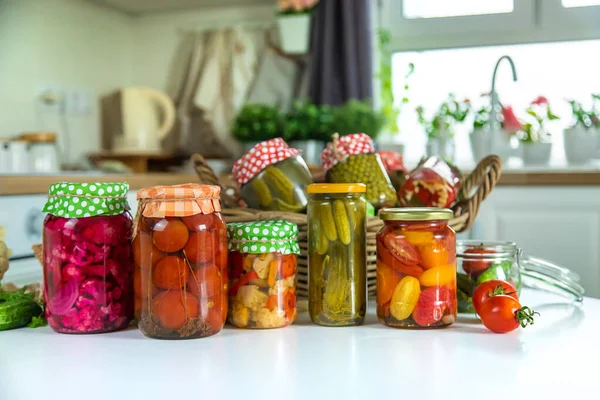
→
(232, 104, 283, 143)
(377, 29, 414, 135)
(473, 105, 491, 130)
(568, 94, 600, 128)
(416, 93, 471, 139)
(283, 101, 335, 142)
(519, 96, 558, 143)
(332, 99, 386, 139)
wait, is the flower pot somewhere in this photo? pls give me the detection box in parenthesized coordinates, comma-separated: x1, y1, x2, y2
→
(289, 140, 325, 166)
(277, 14, 311, 54)
(521, 142, 552, 166)
(564, 126, 598, 165)
(490, 128, 516, 163)
(426, 137, 455, 162)
(470, 128, 493, 163)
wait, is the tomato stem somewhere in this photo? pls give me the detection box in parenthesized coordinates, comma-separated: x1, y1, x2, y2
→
(487, 284, 516, 298)
(515, 306, 539, 328)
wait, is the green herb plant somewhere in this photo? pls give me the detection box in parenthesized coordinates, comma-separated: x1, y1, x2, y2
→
(416, 93, 471, 139)
(567, 94, 600, 129)
(332, 99, 386, 139)
(519, 96, 559, 143)
(232, 104, 283, 143)
(283, 101, 335, 142)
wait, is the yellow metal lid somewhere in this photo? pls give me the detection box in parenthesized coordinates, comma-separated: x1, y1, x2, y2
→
(379, 207, 453, 221)
(307, 183, 367, 194)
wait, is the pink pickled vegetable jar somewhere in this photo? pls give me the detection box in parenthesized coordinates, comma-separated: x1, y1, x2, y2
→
(42, 182, 134, 333)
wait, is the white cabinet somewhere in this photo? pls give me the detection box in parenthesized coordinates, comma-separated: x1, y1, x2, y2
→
(471, 187, 600, 298)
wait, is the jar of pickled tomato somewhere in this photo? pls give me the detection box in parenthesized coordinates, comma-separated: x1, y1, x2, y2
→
(227, 220, 299, 329)
(376, 208, 457, 328)
(307, 183, 367, 326)
(134, 184, 228, 339)
(42, 182, 134, 334)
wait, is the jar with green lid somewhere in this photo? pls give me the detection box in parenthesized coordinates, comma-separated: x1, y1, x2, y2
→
(321, 133, 397, 210)
(42, 182, 133, 334)
(227, 220, 300, 329)
(232, 138, 313, 212)
(307, 183, 367, 326)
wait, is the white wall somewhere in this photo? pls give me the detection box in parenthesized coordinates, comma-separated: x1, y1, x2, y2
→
(130, 4, 275, 90)
(0, 0, 134, 163)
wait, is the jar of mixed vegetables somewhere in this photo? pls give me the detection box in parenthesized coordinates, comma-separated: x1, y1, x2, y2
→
(456, 240, 585, 313)
(307, 183, 367, 326)
(376, 208, 457, 328)
(134, 184, 228, 340)
(42, 182, 134, 334)
(232, 138, 313, 212)
(321, 133, 397, 210)
(397, 156, 462, 208)
(227, 220, 299, 329)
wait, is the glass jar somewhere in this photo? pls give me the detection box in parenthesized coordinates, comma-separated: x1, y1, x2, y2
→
(42, 182, 133, 334)
(456, 241, 584, 313)
(322, 133, 397, 210)
(397, 156, 462, 208)
(134, 184, 228, 340)
(233, 138, 313, 212)
(227, 220, 299, 329)
(19, 132, 60, 173)
(376, 208, 457, 329)
(307, 183, 367, 326)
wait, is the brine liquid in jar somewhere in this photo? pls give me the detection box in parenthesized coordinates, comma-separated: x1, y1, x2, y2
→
(376, 208, 457, 328)
(134, 184, 228, 339)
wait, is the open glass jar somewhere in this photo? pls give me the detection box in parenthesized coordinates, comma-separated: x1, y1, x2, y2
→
(456, 240, 584, 313)
(232, 138, 313, 212)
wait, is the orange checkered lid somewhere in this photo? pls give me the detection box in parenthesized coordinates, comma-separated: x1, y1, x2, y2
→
(136, 183, 221, 218)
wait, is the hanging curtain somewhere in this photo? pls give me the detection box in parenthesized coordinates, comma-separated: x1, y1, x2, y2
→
(164, 27, 269, 158)
(308, 0, 373, 106)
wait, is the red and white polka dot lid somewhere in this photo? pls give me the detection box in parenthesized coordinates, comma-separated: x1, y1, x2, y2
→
(321, 133, 375, 172)
(232, 138, 301, 186)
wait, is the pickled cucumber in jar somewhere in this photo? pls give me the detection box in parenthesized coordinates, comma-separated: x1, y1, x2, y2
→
(321, 133, 397, 210)
(232, 138, 313, 212)
(307, 184, 367, 326)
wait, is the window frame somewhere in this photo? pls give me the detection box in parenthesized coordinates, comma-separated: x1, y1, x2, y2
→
(381, 0, 600, 52)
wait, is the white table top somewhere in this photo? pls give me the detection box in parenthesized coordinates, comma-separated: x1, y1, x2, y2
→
(1, 289, 598, 400)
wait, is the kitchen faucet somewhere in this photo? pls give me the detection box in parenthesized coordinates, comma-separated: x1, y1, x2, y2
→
(489, 55, 518, 130)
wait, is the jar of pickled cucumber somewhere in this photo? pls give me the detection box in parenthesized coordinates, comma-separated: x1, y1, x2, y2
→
(134, 184, 228, 340)
(232, 138, 313, 212)
(456, 240, 585, 313)
(227, 220, 299, 329)
(321, 133, 397, 210)
(376, 208, 457, 329)
(307, 183, 367, 326)
(398, 156, 462, 208)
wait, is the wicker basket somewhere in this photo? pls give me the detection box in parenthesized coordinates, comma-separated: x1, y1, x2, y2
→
(193, 154, 502, 298)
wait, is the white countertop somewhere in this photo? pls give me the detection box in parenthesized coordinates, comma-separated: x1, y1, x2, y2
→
(1, 289, 598, 400)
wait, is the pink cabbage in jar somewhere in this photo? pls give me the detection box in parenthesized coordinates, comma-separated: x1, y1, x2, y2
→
(43, 213, 134, 334)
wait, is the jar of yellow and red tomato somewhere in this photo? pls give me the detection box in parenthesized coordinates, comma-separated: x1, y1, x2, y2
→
(227, 220, 299, 329)
(397, 156, 462, 208)
(376, 208, 457, 328)
(133, 184, 228, 339)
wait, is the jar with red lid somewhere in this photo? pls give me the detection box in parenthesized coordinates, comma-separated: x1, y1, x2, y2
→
(232, 138, 313, 212)
(397, 156, 462, 208)
(376, 208, 457, 328)
(133, 184, 228, 339)
(42, 182, 134, 334)
(321, 133, 397, 210)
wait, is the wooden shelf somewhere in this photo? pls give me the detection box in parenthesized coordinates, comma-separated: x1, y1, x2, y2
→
(87, 152, 187, 173)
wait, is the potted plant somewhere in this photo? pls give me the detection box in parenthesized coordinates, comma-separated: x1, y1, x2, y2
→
(417, 93, 471, 162)
(470, 104, 493, 163)
(232, 103, 283, 151)
(564, 95, 600, 165)
(283, 100, 334, 165)
(519, 96, 559, 166)
(277, 0, 318, 54)
(332, 99, 386, 141)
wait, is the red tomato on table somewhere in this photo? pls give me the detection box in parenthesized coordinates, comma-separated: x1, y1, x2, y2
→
(472, 279, 518, 315)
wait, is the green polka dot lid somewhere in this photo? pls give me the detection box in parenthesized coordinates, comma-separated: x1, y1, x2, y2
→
(227, 220, 300, 255)
(43, 182, 130, 218)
